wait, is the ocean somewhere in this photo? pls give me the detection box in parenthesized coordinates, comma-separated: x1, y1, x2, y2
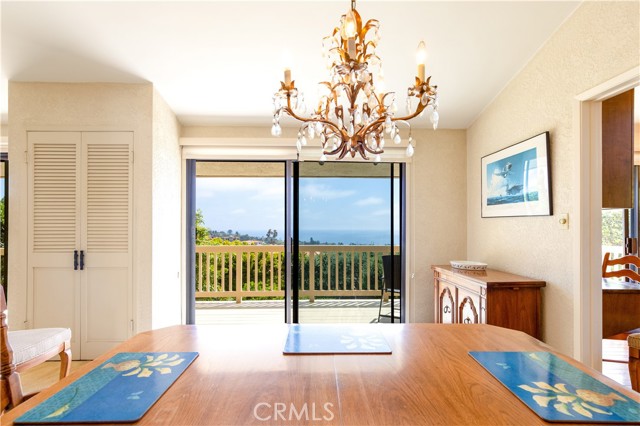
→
(299, 229, 398, 245)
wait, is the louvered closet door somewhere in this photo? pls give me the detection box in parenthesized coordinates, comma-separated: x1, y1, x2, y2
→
(80, 132, 133, 359)
(28, 132, 82, 352)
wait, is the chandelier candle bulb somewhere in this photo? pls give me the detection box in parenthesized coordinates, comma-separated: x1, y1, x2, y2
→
(343, 10, 358, 38)
(416, 41, 427, 82)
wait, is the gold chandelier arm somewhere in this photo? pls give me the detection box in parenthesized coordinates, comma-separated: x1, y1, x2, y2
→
(391, 100, 429, 122)
(284, 95, 344, 136)
(356, 117, 384, 140)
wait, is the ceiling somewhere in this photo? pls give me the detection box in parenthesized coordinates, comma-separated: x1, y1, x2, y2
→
(1, 1, 581, 129)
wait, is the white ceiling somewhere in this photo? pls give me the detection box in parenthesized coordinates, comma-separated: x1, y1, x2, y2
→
(1, 1, 581, 129)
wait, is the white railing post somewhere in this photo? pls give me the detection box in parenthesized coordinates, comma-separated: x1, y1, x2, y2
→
(194, 245, 396, 301)
(236, 251, 243, 303)
(309, 250, 316, 303)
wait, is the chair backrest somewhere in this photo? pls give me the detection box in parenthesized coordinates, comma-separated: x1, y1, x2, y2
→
(602, 252, 640, 282)
(1, 285, 22, 413)
(382, 255, 401, 291)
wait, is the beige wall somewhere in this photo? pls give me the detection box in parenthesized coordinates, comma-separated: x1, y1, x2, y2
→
(151, 90, 182, 328)
(183, 125, 467, 323)
(5, 82, 180, 337)
(410, 129, 467, 322)
(467, 1, 640, 355)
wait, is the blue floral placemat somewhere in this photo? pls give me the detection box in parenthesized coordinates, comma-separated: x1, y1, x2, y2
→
(283, 324, 391, 354)
(15, 352, 198, 424)
(469, 351, 640, 423)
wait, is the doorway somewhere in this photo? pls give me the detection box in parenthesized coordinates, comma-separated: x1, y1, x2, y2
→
(575, 67, 639, 371)
(185, 160, 407, 324)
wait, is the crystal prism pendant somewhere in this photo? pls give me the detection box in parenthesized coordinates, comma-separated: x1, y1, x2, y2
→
(374, 154, 381, 163)
(406, 143, 414, 157)
(431, 110, 439, 130)
(271, 123, 282, 137)
(319, 153, 327, 164)
(296, 139, 302, 152)
(393, 133, 401, 144)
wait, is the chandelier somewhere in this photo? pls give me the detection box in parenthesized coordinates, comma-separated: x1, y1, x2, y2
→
(271, 0, 439, 162)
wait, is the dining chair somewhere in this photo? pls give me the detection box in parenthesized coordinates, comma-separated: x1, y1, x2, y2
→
(378, 255, 401, 322)
(629, 333, 640, 392)
(602, 252, 640, 282)
(0, 287, 72, 412)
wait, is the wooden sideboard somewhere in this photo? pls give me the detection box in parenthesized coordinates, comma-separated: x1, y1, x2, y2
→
(602, 279, 640, 338)
(432, 265, 546, 339)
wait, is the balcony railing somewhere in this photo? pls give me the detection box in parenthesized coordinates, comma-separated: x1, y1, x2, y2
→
(195, 245, 396, 303)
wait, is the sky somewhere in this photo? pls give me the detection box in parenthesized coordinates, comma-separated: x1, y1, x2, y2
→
(196, 176, 398, 238)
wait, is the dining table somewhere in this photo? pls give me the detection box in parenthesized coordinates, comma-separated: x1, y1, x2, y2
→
(2, 323, 639, 425)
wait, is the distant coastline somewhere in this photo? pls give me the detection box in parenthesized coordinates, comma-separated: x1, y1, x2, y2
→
(226, 229, 398, 246)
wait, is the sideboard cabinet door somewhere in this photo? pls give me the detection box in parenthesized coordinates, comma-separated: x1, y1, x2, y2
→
(436, 280, 456, 324)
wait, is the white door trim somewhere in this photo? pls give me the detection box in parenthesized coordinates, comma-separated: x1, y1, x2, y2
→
(573, 66, 639, 368)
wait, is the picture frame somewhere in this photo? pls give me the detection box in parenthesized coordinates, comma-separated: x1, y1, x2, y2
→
(481, 132, 552, 218)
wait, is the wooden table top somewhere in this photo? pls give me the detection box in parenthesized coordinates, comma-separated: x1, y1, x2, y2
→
(432, 265, 546, 288)
(603, 278, 640, 293)
(2, 324, 639, 425)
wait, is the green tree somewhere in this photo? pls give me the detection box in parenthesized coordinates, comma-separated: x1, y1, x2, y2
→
(195, 208, 211, 245)
(602, 209, 624, 247)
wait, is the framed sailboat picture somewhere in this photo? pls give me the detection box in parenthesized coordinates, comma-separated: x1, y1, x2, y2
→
(481, 132, 552, 218)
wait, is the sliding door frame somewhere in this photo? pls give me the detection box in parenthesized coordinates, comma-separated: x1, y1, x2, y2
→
(292, 161, 407, 323)
(185, 160, 290, 325)
(185, 159, 408, 325)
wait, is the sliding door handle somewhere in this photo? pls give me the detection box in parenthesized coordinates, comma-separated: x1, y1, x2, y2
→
(80, 250, 85, 271)
(74, 250, 79, 270)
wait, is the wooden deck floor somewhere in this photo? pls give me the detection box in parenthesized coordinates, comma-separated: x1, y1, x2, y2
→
(195, 299, 400, 324)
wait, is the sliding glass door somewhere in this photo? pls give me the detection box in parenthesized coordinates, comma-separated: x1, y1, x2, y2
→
(186, 160, 405, 324)
(190, 161, 287, 325)
(293, 162, 404, 323)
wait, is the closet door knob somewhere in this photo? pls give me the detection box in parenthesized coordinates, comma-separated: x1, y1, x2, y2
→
(80, 250, 85, 270)
(74, 250, 79, 270)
